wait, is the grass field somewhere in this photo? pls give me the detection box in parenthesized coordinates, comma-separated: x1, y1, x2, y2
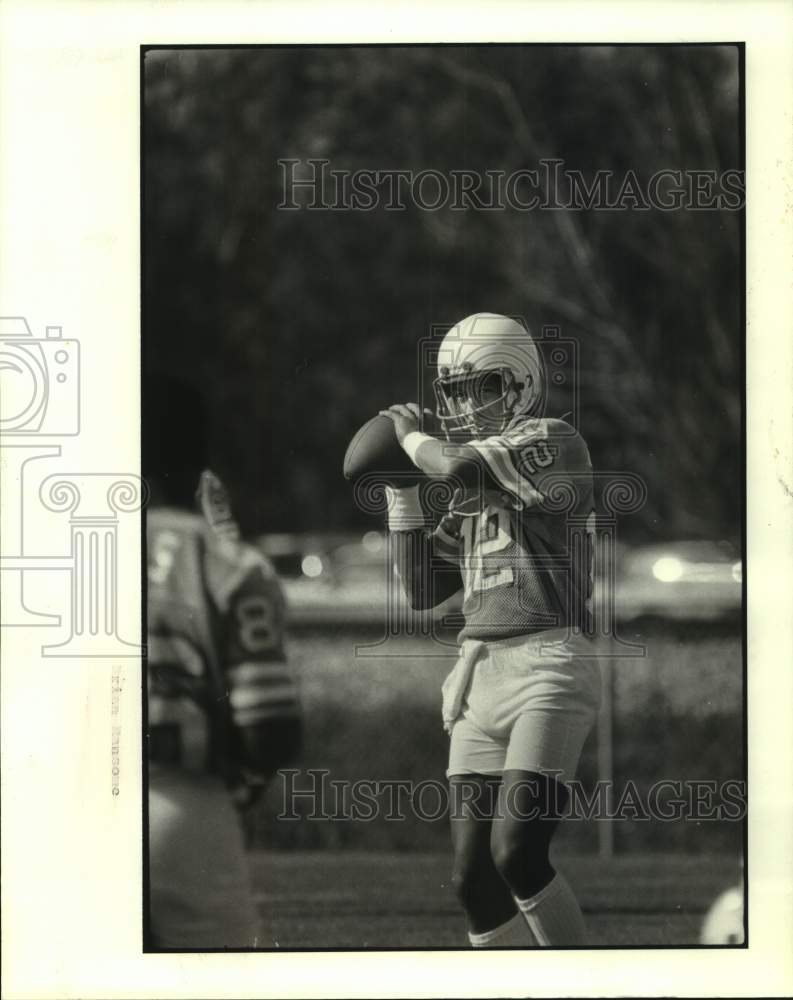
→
(249, 622, 744, 854)
(250, 850, 742, 948)
(245, 621, 744, 949)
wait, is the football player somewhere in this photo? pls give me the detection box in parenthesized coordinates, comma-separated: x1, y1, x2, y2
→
(379, 313, 599, 948)
(145, 376, 301, 948)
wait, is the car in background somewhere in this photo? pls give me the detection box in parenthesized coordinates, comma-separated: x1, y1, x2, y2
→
(615, 540, 741, 622)
(258, 533, 741, 627)
(257, 530, 460, 627)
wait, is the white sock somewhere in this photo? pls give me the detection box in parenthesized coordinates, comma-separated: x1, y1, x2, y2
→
(515, 873, 586, 946)
(468, 911, 533, 948)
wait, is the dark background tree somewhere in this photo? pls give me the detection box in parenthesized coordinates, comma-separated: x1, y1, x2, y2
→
(143, 45, 741, 543)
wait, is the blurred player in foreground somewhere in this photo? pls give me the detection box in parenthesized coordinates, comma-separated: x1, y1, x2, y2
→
(700, 883, 745, 945)
(380, 313, 599, 948)
(145, 376, 301, 948)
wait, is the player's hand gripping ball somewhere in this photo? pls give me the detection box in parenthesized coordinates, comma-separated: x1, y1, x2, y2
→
(343, 404, 430, 487)
(377, 402, 424, 445)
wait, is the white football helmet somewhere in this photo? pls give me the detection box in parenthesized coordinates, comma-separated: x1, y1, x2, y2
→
(433, 313, 544, 440)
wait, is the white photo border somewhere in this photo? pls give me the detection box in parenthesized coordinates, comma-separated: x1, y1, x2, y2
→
(1, 1, 791, 997)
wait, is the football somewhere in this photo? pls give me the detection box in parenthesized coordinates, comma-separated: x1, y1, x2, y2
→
(343, 413, 423, 486)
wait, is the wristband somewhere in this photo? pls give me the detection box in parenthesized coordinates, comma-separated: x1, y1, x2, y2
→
(402, 430, 433, 466)
(384, 484, 426, 532)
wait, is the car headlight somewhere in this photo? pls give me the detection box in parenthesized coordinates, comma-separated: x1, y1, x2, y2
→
(651, 556, 684, 582)
(301, 554, 324, 578)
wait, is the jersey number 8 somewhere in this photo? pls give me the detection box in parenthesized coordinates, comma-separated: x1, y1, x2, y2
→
(234, 594, 281, 655)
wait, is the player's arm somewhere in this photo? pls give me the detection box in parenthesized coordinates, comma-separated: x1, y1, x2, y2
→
(385, 485, 463, 610)
(379, 403, 491, 491)
(380, 403, 548, 510)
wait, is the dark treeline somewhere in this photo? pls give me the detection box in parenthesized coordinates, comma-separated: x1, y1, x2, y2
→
(143, 45, 741, 543)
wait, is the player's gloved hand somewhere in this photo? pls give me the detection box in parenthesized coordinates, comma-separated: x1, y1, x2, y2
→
(196, 469, 240, 544)
(378, 403, 433, 446)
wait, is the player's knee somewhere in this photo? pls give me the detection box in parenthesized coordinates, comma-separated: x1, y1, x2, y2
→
(490, 835, 521, 886)
(451, 858, 492, 911)
(450, 863, 475, 908)
(490, 833, 553, 896)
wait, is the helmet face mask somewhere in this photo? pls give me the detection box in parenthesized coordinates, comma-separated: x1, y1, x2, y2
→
(434, 365, 526, 440)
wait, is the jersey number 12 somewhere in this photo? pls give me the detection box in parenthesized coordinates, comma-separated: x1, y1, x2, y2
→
(461, 506, 513, 598)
